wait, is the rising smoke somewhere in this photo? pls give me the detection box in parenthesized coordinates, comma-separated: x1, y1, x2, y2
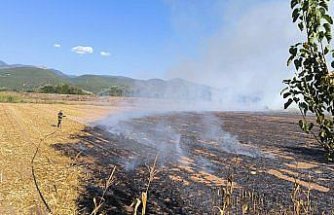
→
(94, 0, 287, 171)
(164, 0, 300, 110)
(94, 109, 274, 171)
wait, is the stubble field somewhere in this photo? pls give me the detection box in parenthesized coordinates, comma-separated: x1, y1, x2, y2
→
(0, 94, 333, 214)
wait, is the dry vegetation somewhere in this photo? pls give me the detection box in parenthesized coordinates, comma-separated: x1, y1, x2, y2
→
(0, 95, 116, 214)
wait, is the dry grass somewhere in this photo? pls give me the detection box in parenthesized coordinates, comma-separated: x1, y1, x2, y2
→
(0, 102, 114, 214)
(209, 159, 329, 215)
(212, 175, 306, 215)
(0, 92, 23, 103)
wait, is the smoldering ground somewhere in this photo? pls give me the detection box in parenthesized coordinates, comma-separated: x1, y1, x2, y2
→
(55, 110, 334, 214)
(93, 108, 274, 172)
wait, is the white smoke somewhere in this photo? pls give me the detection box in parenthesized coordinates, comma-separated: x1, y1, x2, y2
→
(165, 0, 301, 110)
(94, 110, 273, 171)
(93, 1, 291, 171)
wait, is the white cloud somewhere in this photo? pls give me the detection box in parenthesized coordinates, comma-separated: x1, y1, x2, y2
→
(100, 51, 111, 57)
(53, 43, 61, 48)
(71, 46, 94, 55)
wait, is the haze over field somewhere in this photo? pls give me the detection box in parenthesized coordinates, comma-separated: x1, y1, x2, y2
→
(166, 0, 300, 109)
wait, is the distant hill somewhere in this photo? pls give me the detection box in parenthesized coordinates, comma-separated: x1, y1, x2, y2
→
(0, 60, 213, 100)
(71, 75, 135, 94)
(0, 67, 69, 91)
(0, 60, 7, 67)
(0, 60, 37, 69)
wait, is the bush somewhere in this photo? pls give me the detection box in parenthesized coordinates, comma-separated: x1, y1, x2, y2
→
(0, 93, 21, 103)
(39, 84, 86, 95)
(98, 86, 131, 97)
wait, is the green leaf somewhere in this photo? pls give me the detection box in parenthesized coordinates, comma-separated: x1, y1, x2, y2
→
(305, 75, 312, 81)
(325, 31, 332, 42)
(308, 122, 314, 131)
(289, 46, 297, 55)
(283, 92, 291, 99)
(280, 86, 289, 94)
(323, 14, 333, 24)
(299, 120, 306, 131)
(294, 59, 302, 70)
(319, 1, 329, 11)
(323, 23, 331, 33)
(320, 130, 326, 138)
(284, 98, 293, 109)
(298, 22, 304, 31)
(292, 8, 300, 23)
(291, 0, 298, 9)
(287, 55, 294, 66)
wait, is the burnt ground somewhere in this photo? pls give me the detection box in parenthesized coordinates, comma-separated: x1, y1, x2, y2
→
(53, 112, 334, 214)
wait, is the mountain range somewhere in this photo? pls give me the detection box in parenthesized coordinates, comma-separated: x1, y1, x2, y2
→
(0, 60, 213, 100)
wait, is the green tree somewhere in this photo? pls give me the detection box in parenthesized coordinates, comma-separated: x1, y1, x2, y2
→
(282, 0, 334, 161)
(39, 85, 55, 93)
(39, 84, 85, 95)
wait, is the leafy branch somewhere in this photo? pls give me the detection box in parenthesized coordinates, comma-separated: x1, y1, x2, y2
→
(282, 0, 334, 161)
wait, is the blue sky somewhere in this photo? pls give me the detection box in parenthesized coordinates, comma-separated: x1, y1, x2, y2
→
(0, 0, 224, 78)
(0, 0, 299, 107)
(0, 0, 276, 77)
(0, 0, 168, 77)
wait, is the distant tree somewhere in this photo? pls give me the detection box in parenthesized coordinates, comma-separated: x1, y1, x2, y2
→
(39, 84, 85, 95)
(60, 83, 70, 94)
(98, 85, 133, 97)
(39, 85, 54, 93)
(282, 0, 334, 161)
(108, 86, 123, 96)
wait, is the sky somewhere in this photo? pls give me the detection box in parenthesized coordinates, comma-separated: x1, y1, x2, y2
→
(0, 0, 302, 108)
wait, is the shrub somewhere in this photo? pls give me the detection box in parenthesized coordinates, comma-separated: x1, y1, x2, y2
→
(39, 84, 86, 95)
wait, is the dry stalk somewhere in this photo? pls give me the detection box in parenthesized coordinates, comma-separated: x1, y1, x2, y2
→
(213, 174, 234, 215)
(290, 162, 312, 215)
(90, 166, 116, 215)
(239, 189, 264, 214)
(133, 154, 159, 215)
(143, 154, 159, 215)
(213, 158, 267, 215)
(131, 198, 141, 215)
(70, 151, 82, 166)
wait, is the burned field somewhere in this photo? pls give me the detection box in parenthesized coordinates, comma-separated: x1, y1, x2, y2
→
(54, 111, 334, 214)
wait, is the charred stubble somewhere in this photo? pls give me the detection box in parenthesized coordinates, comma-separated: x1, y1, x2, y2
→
(54, 112, 334, 214)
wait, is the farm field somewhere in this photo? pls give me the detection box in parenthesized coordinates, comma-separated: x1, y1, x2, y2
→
(0, 96, 333, 214)
(0, 100, 118, 214)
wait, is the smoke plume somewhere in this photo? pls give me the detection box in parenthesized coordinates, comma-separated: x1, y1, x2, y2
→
(164, 0, 300, 110)
(94, 110, 274, 171)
